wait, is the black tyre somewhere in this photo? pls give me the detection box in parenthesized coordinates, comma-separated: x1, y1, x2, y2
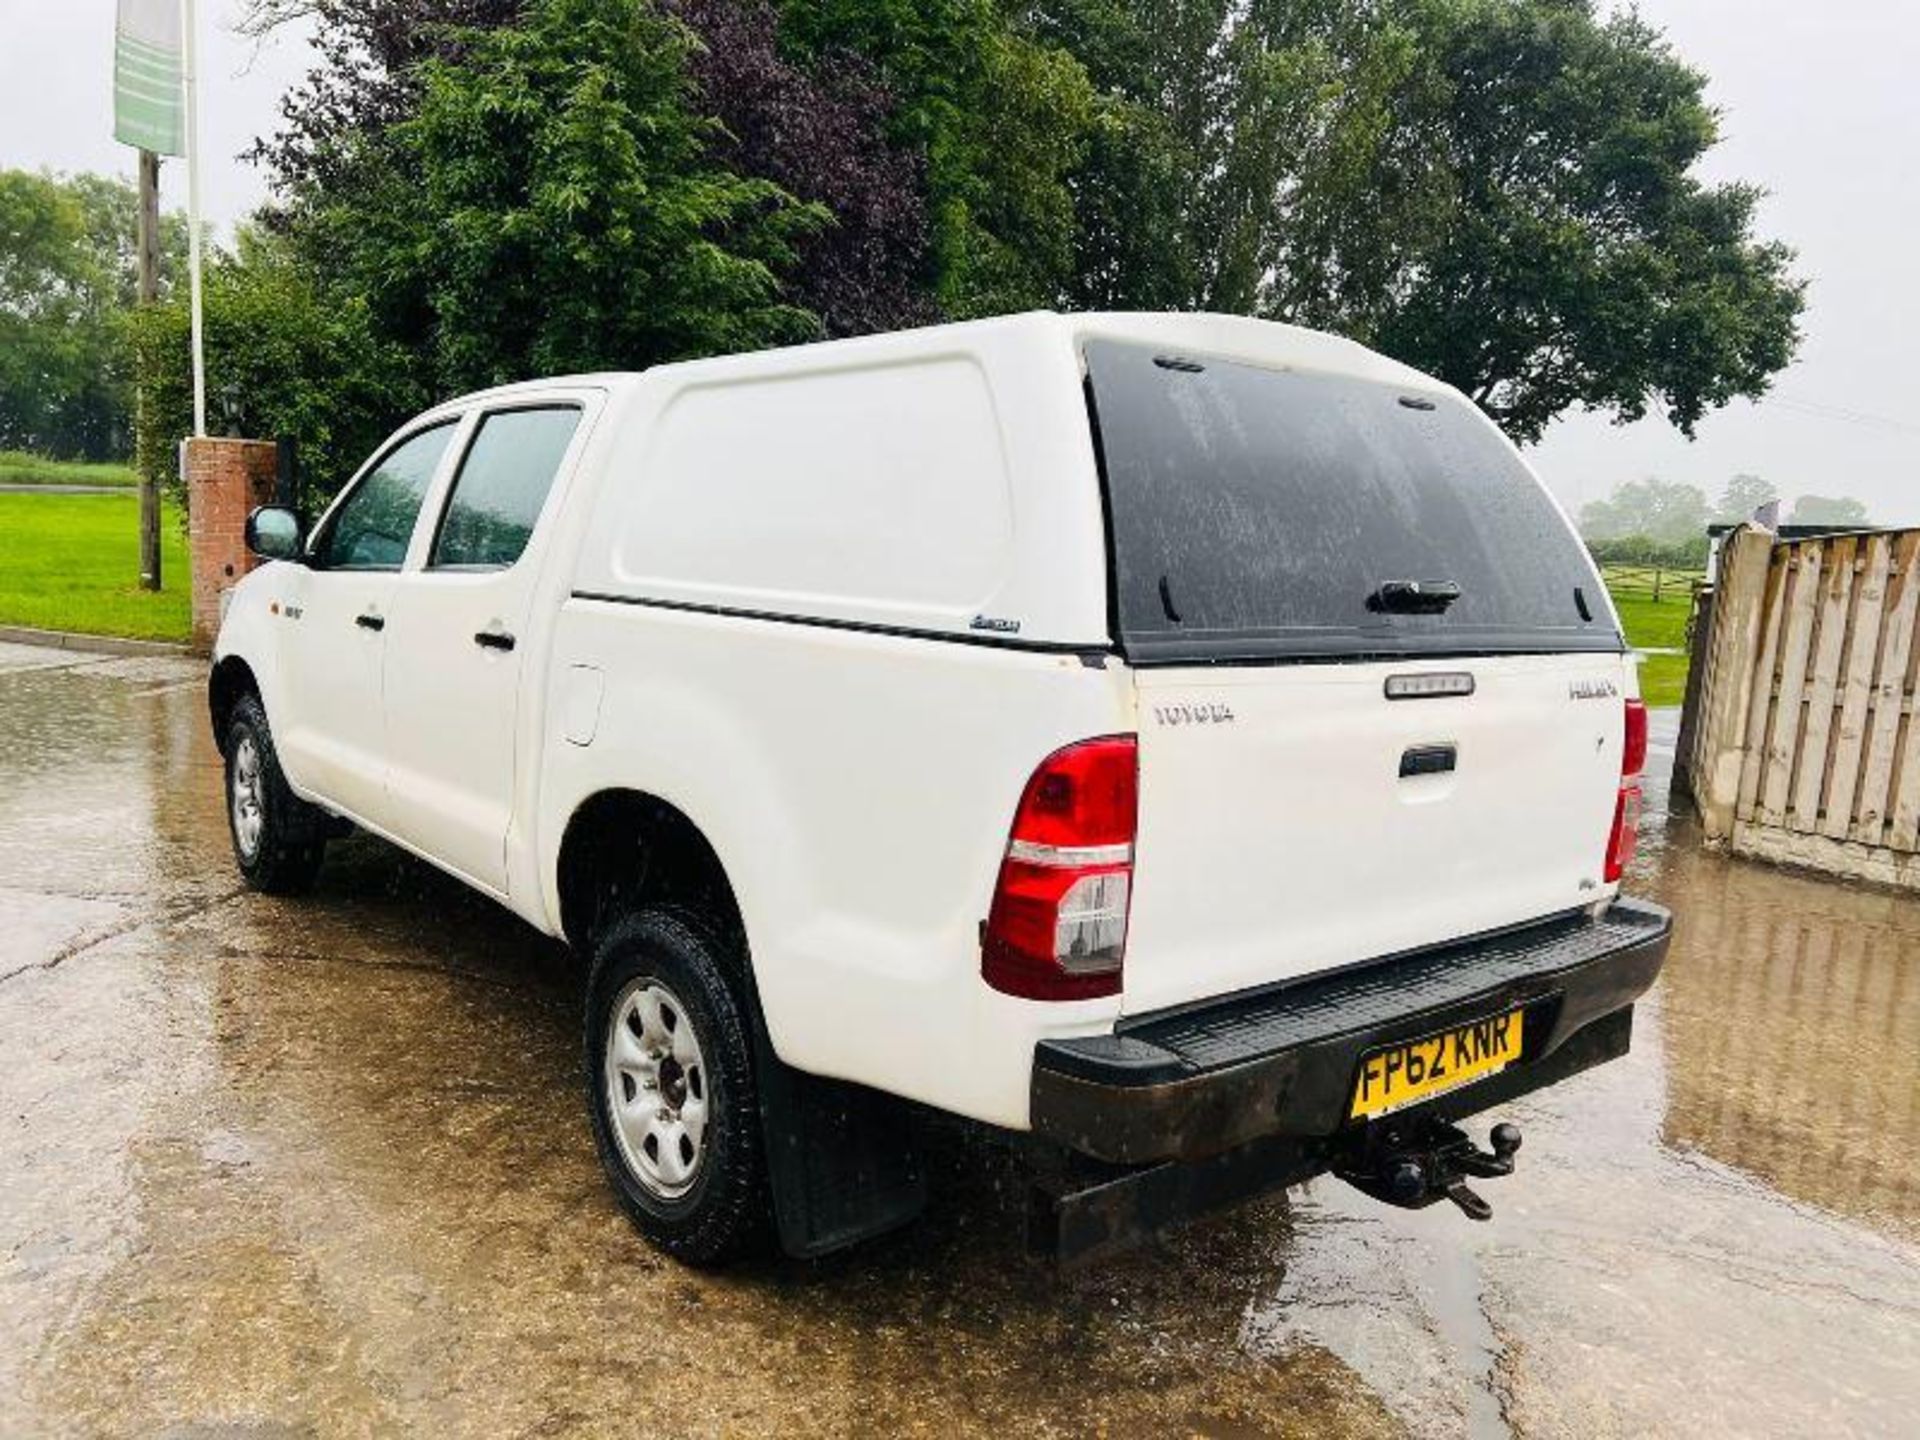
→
(224, 692, 326, 895)
(585, 908, 771, 1265)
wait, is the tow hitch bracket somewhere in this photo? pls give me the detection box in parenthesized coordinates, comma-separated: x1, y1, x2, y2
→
(1335, 1118, 1523, 1221)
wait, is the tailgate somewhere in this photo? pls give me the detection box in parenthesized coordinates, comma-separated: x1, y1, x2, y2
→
(1078, 334, 1631, 1016)
(1122, 654, 1632, 1014)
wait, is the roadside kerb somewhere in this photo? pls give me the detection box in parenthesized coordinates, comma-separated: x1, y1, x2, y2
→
(0, 624, 196, 659)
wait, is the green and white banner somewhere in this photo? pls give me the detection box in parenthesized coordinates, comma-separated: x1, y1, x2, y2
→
(113, 0, 184, 156)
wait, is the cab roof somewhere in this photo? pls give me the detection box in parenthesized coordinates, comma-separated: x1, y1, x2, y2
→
(432, 311, 1448, 414)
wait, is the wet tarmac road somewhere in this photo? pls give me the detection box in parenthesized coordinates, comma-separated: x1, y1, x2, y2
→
(1, 639, 1916, 1437)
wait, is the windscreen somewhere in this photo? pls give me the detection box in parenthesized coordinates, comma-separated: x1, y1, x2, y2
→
(1084, 340, 1619, 663)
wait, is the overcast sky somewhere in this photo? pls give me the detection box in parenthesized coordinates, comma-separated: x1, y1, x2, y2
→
(1533, 1, 1920, 525)
(2, 0, 1915, 522)
(0, 2, 315, 240)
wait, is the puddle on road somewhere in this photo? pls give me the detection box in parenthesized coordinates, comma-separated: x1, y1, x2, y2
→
(0, 657, 1396, 1436)
(17, 864, 1399, 1437)
(2, 668, 1917, 1436)
(1243, 716, 1920, 1436)
(1652, 833, 1920, 1242)
(1244, 981, 1920, 1437)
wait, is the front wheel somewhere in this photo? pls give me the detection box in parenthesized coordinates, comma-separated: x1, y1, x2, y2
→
(585, 909, 771, 1265)
(224, 692, 326, 894)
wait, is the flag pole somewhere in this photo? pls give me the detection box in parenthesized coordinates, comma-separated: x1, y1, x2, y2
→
(137, 149, 162, 590)
(180, 0, 206, 438)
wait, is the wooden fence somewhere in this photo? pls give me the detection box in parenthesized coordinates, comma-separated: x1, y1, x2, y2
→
(1679, 524, 1920, 890)
(1598, 561, 1698, 607)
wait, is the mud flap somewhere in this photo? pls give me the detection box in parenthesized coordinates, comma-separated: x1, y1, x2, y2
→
(748, 1017, 927, 1259)
(1026, 1134, 1328, 1268)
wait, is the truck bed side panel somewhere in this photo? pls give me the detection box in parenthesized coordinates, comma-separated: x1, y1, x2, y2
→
(538, 601, 1134, 1128)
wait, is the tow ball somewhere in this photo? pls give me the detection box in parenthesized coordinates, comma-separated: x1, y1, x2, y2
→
(1334, 1118, 1523, 1221)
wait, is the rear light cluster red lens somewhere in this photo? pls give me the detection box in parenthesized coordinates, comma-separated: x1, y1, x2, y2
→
(1604, 699, 1648, 883)
(1622, 695, 1649, 776)
(982, 736, 1137, 1001)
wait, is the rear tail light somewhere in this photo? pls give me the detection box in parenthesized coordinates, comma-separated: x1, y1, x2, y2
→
(1604, 699, 1648, 883)
(1604, 784, 1643, 881)
(1622, 695, 1648, 777)
(982, 736, 1137, 1001)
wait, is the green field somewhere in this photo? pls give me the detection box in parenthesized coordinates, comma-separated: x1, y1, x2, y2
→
(0, 450, 139, 488)
(0, 492, 189, 642)
(1600, 563, 1700, 708)
(1630, 650, 1689, 709)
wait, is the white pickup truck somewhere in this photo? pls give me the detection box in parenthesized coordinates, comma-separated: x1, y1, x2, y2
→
(213, 312, 1669, 1264)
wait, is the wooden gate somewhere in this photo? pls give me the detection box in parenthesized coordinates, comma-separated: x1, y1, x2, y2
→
(1679, 524, 1920, 889)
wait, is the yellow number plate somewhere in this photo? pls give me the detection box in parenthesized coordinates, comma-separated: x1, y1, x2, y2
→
(1349, 1010, 1524, 1121)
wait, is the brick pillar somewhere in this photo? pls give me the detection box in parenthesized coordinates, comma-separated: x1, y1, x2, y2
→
(186, 437, 280, 653)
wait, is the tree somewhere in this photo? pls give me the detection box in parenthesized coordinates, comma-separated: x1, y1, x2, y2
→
(246, 1, 526, 207)
(240, 0, 1803, 441)
(253, 0, 937, 339)
(1028, 1, 1336, 313)
(1584, 533, 1709, 568)
(128, 229, 425, 503)
(1788, 495, 1870, 528)
(1028, 0, 1804, 443)
(1312, 2, 1804, 442)
(780, 0, 1094, 317)
(1714, 472, 1778, 524)
(667, 0, 934, 335)
(0, 169, 186, 459)
(1578, 477, 1709, 546)
(292, 0, 824, 396)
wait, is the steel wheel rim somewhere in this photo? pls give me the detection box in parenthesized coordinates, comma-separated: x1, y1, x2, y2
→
(604, 977, 709, 1200)
(231, 734, 265, 859)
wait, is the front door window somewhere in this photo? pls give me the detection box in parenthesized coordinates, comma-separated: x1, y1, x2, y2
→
(309, 422, 459, 571)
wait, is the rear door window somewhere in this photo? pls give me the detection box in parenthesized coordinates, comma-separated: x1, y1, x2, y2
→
(1084, 341, 1617, 663)
(429, 406, 581, 570)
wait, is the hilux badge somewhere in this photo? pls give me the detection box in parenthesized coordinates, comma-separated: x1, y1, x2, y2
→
(1568, 678, 1619, 701)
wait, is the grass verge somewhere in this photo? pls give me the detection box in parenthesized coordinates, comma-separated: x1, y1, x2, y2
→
(0, 451, 139, 488)
(0, 492, 190, 642)
(1634, 652, 1689, 709)
(1608, 592, 1692, 652)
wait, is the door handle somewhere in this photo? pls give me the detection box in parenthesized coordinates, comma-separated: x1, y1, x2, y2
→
(1399, 743, 1457, 778)
(473, 629, 516, 652)
(355, 612, 385, 632)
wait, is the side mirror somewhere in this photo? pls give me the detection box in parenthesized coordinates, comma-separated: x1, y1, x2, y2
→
(245, 505, 305, 562)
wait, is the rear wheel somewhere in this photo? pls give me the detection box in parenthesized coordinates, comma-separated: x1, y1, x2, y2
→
(224, 693, 326, 894)
(585, 908, 770, 1265)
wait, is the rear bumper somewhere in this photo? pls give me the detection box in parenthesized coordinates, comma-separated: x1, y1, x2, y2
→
(1030, 898, 1671, 1165)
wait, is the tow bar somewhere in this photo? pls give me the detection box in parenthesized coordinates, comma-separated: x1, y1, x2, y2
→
(1335, 1117, 1523, 1221)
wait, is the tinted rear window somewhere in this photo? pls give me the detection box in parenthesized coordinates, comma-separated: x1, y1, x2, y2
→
(1085, 341, 1618, 663)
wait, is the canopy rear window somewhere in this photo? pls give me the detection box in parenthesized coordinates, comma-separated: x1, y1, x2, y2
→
(1084, 340, 1619, 664)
